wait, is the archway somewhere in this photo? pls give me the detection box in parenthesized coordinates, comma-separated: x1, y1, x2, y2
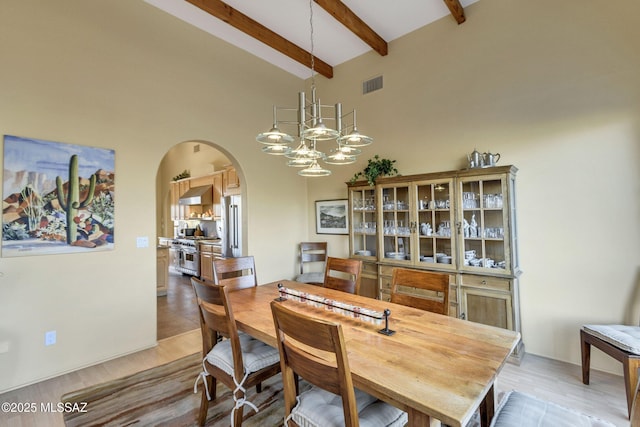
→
(155, 140, 247, 340)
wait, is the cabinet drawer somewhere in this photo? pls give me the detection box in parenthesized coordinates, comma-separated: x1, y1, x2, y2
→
(460, 275, 511, 291)
(362, 262, 377, 274)
(380, 275, 392, 292)
(379, 265, 394, 277)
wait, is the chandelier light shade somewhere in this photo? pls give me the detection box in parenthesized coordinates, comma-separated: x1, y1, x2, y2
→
(255, 0, 373, 177)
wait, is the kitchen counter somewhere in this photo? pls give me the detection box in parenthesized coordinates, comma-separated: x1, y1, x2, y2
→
(157, 246, 169, 296)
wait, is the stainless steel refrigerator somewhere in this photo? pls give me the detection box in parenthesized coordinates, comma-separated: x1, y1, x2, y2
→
(221, 195, 242, 258)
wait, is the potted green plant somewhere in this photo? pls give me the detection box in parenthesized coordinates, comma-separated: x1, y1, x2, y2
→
(350, 155, 398, 186)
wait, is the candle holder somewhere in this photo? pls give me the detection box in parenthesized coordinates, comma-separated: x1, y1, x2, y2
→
(274, 283, 287, 302)
(378, 309, 395, 336)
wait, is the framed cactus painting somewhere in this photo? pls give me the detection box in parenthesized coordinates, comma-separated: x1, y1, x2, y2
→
(2, 135, 115, 257)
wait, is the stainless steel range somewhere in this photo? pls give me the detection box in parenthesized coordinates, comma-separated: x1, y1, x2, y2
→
(171, 237, 204, 276)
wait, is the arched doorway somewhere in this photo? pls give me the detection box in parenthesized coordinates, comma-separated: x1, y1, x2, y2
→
(155, 140, 246, 340)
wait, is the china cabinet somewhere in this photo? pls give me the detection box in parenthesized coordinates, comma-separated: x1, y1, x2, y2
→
(347, 165, 523, 360)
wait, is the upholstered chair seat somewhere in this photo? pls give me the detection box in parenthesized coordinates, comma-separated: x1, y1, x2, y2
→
(205, 333, 280, 380)
(582, 325, 640, 354)
(290, 386, 407, 427)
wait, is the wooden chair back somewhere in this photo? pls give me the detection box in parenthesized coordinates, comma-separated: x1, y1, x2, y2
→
(191, 277, 280, 427)
(213, 256, 258, 290)
(190, 277, 242, 377)
(299, 241, 328, 274)
(323, 257, 363, 295)
(271, 301, 359, 427)
(390, 268, 449, 315)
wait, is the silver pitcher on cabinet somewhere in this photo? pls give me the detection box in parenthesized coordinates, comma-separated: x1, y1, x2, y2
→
(467, 149, 483, 168)
(483, 152, 500, 167)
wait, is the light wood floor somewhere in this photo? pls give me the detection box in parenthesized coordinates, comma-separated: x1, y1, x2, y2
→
(0, 274, 629, 426)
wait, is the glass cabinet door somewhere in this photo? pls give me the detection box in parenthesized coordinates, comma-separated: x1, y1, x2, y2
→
(378, 184, 412, 264)
(457, 174, 510, 273)
(349, 185, 377, 259)
(414, 179, 456, 271)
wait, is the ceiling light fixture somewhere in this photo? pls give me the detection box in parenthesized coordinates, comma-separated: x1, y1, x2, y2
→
(256, 0, 372, 177)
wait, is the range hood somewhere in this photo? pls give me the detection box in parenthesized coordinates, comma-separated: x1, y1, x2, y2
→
(179, 185, 213, 205)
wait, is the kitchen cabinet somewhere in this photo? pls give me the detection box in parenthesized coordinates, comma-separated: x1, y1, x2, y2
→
(200, 243, 214, 282)
(179, 180, 191, 220)
(170, 179, 192, 221)
(347, 165, 522, 359)
(223, 166, 240, 195)
(157, 246, 169, 296)
(212, 172, 223, 217)
(170, 173, 225, 220)
(199, 241, 224, 282)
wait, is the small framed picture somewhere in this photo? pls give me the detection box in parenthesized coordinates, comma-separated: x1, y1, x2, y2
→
(315, 199, 349, 235)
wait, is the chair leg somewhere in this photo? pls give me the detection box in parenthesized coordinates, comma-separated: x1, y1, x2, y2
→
(197, 376, 215, 426)
(623, 358, 640, 418)
(233, 390, 244, 427)
(580, 329, 591, 385)
(197, 386, 209, 426)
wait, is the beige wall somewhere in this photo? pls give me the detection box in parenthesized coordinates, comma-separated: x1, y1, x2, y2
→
(304, 0, 640, 374)
(0, 0, 308, 392)
(0, 0, 638, 393)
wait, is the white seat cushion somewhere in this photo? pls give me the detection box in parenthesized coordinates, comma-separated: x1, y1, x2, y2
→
(290, 386, 407, 427)
(583, 324, 640, 354)
(295, 272, 325, 284)
(206, 333, 279, 376)
(490, 391, 615, 427)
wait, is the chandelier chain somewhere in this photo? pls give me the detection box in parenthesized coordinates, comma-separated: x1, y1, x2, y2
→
(309, 0, 315, 88)
(255, 0, 373, 177)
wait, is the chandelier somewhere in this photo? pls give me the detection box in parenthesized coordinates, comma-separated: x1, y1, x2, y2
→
(256, 0, 372, 177)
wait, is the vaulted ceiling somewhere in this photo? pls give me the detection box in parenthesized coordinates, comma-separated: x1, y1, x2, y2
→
(145, 0, 479, 79)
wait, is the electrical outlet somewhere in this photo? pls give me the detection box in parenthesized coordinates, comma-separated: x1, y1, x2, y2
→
(45, 330, 56, 346)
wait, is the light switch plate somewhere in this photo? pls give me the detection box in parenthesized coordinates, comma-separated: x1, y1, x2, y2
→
(136, 236, 149, 248)
(45, 330, 56, 346)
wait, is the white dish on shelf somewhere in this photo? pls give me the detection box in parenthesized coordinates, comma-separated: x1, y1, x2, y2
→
(385, 252, 407, 260)
(437, 255, 452, 264)
(355, 250, 372, 256)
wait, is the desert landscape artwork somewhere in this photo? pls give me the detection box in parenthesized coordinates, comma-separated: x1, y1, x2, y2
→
(2, 135, 115, 257)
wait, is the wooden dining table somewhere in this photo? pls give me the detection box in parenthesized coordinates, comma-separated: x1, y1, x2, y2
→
(227, 280, 520, 427)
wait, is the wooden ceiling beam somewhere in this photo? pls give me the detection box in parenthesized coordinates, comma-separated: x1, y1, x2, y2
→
(442, 0, 466, 24)
(313, 0, 388, 56)
(186, 0, 334, 78)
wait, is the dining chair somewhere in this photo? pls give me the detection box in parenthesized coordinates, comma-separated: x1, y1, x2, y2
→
(581, 324, 640, 418)
(294, 241, 328, 285)
(191, 277, 280, 427)
(323, 257, 363, 295)
(489, 389, 617, 426)
(212, 255, 258, 291)
(390, 268, 450, 315)
(270, 300, 407, 427)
